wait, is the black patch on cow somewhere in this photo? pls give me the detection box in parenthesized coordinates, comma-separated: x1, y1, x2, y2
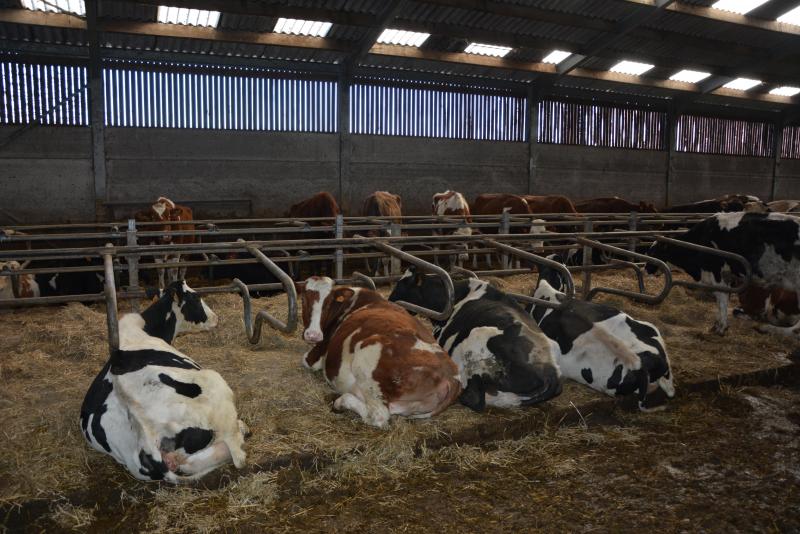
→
(459, 377, 486, 412)
(179, 290, 208, 324)
(138, 450, 168, 480)
(646, 213, 800, 283)
(207, 253, 280, 297)
(79, 361, 113, 452)
(141, 289, 179, 343)
(109, 349, 200, 375)
(158, 373, 202, 398)
(626, 318, 670, 383)
(607, 364, 623, 390)
(32, 257, 105, 297)
(581, 368, 593, 384)
(174, 427, 213, 454)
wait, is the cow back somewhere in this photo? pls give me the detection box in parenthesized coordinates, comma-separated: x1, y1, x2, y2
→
(288, 192, 341, 220)
(522, 195, 578, 215)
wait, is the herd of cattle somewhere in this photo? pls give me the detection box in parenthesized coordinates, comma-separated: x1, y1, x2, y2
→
(3, 191, 800, 484)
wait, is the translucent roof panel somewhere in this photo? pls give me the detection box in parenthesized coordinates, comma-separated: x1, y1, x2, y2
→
(377, 29, 430, 47)
(722, 77, 762, 90)
(669, 69, 712, 83)
(769, 86, 800, 96)
(609, 60, 655, 76)
(21, 0, 85, 16)
(711, 0, 770, 15)
(273, 18, 333, 38)
(542, 50, 572, 64)
(157, 6, 221, 27)
(777, 6, 800, 25)
(464, 43, 513, 58)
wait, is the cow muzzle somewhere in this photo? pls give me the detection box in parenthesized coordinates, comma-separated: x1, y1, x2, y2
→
(303, 329, 323, 344)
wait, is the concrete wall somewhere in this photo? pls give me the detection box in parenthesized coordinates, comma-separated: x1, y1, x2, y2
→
(669, 152, 774, 205)
(0, 126, 95, 223)
(533, 144, 668, 205)
(346, 135, 528, 214)
(775, 159, 800, 200)
(105, 128, 340, 218)
(3, 125, 800, 224)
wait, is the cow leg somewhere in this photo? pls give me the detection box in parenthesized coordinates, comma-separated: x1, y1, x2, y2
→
(711, 291, 730, 335)
(458, 376, 486, 412)
(755, 319, 800, 338)
(155, 257, 166, 290)
(333, 392, 390, 428)
(163, 441, 234, 479)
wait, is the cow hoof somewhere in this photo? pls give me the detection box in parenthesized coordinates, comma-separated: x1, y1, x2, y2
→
(238, 419, 251, 438)
(162, 451, 182, 472)
(710, 322, 728, 336)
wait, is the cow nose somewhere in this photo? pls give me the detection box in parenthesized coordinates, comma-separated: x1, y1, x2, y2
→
(303, 329, 323, 343)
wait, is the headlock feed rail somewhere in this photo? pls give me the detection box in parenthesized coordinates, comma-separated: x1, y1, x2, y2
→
(356, 234, 455, 321)
(574, 237, 672, 304)
(234, 242, 298, 344)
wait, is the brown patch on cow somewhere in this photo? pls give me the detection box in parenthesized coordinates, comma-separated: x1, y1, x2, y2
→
(287, 192, 341, 219)
(737, 285, 800, 327)
(520, 195, 578, 215)
(432, 191, 472, 222)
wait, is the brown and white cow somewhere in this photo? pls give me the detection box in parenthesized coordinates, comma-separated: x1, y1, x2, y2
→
(0, 260, 39, 300)
(363, 191, 403, 276)
(734, 284, 800, 337)
(574, 197, 658, 214)
(472, 193, 535, 267)
(134, 197, 195, 289)
(432, 190, 473, 268)
(300, 276, 462, 428)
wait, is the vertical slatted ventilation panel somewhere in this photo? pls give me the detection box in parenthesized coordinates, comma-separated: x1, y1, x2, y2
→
(676, 114, 775, 157)
(101, 60, 337, 132)
(537, 99, 666, 150)
(0, 59, 89, 126)
(781, 126, 800, 159)
(349, 79, 527, 141)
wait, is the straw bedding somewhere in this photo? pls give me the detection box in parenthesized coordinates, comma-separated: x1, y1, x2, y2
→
(0, 270, 798, 532)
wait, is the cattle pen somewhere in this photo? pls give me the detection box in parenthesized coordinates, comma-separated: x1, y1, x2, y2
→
(3, 0, 800, 531)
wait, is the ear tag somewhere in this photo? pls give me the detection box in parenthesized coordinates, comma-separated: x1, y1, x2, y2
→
(335, 295, 346, 302)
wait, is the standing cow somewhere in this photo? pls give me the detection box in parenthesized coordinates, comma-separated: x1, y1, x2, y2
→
(575, 197, 658, 214)
(527, 261, 674, 410)
(285, 192, 341, 277)
(389, 268, 562, 411)
(300, 276, 461, 428)
(646, 212, 800, 335)
(134, 196, 195, 289)
(80, 281, 248, 482)
(432, 190, 473, 268)
(0, 260, 39, 300)
(362, 191, 403, 276)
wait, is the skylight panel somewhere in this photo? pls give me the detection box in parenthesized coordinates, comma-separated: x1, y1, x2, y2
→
(20, 0, 85, 16)
(777, 6, 800, 25)
(273, 18, 333, 37)
(769, 86, 800, 96)
(542, 50, 571, 64)
(711, 0, 770, 15)
(722, 77, 762, 90)
(377, 28, 430, 47)
(464, 43, 513, 58)
(609, 60, 654, 76)
(157, 6, 220, 27)
(669, 69, 712, 83)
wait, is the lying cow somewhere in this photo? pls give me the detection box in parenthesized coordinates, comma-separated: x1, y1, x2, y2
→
(389, 268, 561, 411)
(300, 276, 461, 428)
(432, 190, 473, 268)
(206, 251, 282, 298)
(0, 260, 39, 299)
(80, 281, 247, 482)
(734, 284, 800, 336)
(646, 212, 800, 335)
(527, 261, 675, 410)
(33, 257, 105, 297)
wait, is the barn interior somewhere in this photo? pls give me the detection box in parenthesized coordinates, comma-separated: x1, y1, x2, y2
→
(2, 0, 800, 532)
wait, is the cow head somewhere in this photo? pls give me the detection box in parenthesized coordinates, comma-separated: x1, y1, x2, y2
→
(638, 201, 658, 213)
(301, 276, 356, 344)
(535, 255, 570, 294)
(143, 280, 218, 343)
(152, 197, 176, 243)
(0, 260, 20, 298)
(388, 267, 451, 320)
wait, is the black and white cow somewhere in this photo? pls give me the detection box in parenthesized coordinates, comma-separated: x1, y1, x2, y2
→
(646, 212, 800, 335)
(388, 267, 561, 411)
(527, 263, 675, 410)
(80, 281, 248, 482)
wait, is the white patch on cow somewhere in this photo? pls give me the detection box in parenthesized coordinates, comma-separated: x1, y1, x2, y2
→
(433, 191, 469, 216)
(715, 212, 746, 231)
(330, 330, 389, 428)
(412, 338, 443, 354)
(399, 269, 414, 281)
(452, 226, 473, 236)
(448, 325, 504, 383)
(449, 279, 489, 318)
(304, 277, 334, 343)
(485, 391, 534, 408)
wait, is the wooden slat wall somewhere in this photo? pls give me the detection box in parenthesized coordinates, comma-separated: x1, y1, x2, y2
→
(781, 126, 800, 160)
(537, 99, 666, 150)
(349, 81, 527, 141)
(0, 60, 89, 126)
(102, 62, 337, 132)
(676, 114, 775, 158)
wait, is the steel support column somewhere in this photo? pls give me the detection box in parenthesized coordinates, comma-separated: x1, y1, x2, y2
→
(87, 0, 107, 220)
(338, 68, 351, 212)
(527, 86, 540, 195)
